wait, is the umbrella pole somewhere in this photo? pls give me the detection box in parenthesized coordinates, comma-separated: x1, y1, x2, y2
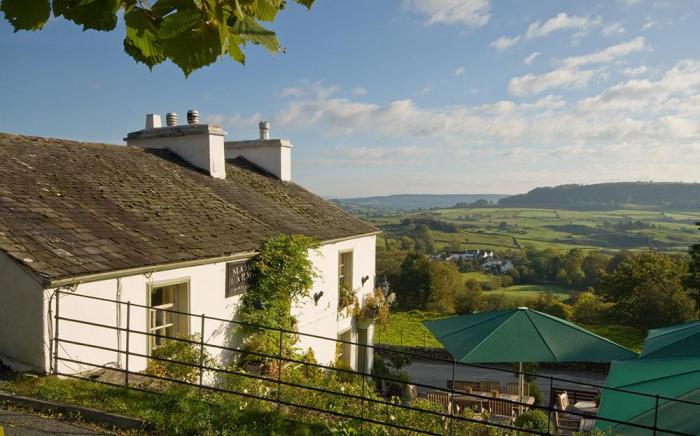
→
(518, 361, 524, 415)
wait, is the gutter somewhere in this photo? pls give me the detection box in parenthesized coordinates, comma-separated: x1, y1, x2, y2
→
(45, 231, 380, 288)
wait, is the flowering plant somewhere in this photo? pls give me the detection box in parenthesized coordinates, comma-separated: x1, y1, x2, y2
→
(356, 288, 395, 327)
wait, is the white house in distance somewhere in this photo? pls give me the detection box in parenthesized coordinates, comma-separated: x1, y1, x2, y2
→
(0, 111, 378, 376)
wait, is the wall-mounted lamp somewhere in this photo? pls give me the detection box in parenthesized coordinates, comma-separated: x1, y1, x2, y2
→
(313, 291, 324, 304)
(361, 275, 370, 286)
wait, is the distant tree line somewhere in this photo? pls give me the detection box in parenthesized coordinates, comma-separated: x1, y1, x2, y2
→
(499, 182, 700, 211)
(377, 237, 700, 331)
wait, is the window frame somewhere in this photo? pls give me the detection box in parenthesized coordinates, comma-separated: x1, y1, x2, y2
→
(146, 278, 191, 355)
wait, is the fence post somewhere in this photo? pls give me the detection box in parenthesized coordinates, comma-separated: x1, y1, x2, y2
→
(448, 358, 456, 436)
(277, 329, 283, 412)
(653, 394, 659, 436)
(547, 376, 553, 434)
(199, 314, 205, 395)
(124, 301, 131, 387)
(360, 349, 366, 432)
(53, 290, 60, 375)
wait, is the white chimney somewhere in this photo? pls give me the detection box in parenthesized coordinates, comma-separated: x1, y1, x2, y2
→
(146, 114, 161, 129)
(259, 121, 270, 140)
(225, 121, 292, 182)
(125, 111, 227, 179)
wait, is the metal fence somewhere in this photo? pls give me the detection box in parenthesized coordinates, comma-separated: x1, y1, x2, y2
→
(52, 290, 699, 435)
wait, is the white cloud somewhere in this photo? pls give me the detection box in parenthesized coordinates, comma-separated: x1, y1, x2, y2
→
(490, 35, 520, 51)
(523, 52, 541, 65)
(602, 22, 626, 35)
(508, 68, 595, 96)
(620, 0, 642, 6)
(509, 38, 647, 96)
(526, 13, 600, 39)
(352, 87, 367, 96)
(643, 20, 657, 30)
(282, 87, 304, 97)
(622, 65, 648, 77)
(562, 37, 646, 68)
(402, 0, 491, 26)
(220, 60, 700, 194)
(455, 67, 465, 76)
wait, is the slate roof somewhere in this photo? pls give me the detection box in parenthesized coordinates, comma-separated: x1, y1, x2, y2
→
(0, 132, 378, 284)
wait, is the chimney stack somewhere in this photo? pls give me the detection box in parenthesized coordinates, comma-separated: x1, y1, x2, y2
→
(187, 109, 200, 125)
(166, 112, 178, 127)
(225, 120, 292, 182)
(259, 121, 270, 140)
(145, 114, 162, 129)
(126, 110, 227, 179)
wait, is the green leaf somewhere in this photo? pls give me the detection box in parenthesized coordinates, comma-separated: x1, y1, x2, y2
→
(52, 0, 121, 31)
(294, 0, 314, 10)
(230, 15, 279, 52)
(158, 9, 220, 76)
(124, 7, 164, 68)
(0, 0, 50, 31)
(227, 33, 245, 64)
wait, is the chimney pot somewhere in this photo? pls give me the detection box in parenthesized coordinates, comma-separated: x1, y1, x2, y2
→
(187, 109, 200, 125)
(166, 112, 178, 127)
(259, 121, 270, 140)
(145, 114, 162, 129)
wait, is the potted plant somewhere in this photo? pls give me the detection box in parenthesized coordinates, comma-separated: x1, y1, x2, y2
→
(357, 288, 395, 328)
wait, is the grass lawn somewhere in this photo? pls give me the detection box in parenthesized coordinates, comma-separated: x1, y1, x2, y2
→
(486, 284, 574, 305)
(376, 310, 446, 348)
(580, 323, 646, 352)
(379, 310, 646, 353)
(461, 271, 494, 283)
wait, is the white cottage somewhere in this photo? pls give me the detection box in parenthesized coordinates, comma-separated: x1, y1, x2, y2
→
(0, 112, 378, 376)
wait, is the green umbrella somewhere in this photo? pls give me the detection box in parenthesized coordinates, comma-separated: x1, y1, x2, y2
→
(640, 319, 700, 359)
(596, 357, 700, 435)
(423, 308, 637, 363)
(424, 308, 637, 411)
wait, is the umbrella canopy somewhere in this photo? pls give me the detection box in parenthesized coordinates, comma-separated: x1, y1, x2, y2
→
(423, 307, 637, 363)
(640, 319, 700, 359)
(596, 357, 700, 435)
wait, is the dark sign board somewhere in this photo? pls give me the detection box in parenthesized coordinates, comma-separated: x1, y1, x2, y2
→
(226, 260, 253, 298)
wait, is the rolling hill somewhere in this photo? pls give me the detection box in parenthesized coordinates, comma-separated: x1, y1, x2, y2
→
(498, 182, 700, 211)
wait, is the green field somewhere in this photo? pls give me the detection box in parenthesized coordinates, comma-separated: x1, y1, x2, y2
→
(377, 310, 645, 352)
(486, 284, 573, 304)
(375, 207, 700, 253)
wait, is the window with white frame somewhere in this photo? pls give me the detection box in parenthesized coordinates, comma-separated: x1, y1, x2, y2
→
(148, 281, 189, 352)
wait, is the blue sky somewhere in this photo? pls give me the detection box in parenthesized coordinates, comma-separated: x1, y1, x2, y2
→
(1, 0, 699, 197)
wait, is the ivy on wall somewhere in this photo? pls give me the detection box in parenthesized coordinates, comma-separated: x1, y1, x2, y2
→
(237, 234, 319, 363)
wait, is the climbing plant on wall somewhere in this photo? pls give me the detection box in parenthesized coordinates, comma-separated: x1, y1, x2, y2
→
(237, 234, 318, 364)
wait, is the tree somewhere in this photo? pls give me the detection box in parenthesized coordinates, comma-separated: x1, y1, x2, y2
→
(1, 0, 314, 76)
(600, 251, 696, 330)
(689, 221, 700, 298)
(375, 245, 407, 293)
(395, 253, 432, 309)
(426, 261, 462, 313)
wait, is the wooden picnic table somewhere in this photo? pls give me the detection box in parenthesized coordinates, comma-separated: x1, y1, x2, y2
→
(452, 391, 536, 409)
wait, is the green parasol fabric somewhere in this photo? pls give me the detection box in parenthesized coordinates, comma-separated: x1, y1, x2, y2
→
(423, 307, 637, 364)
(640, 319, 700, 359)
(596, 357, 700, 435)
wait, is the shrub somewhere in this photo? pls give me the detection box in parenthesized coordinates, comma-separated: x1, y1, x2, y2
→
(514, 409, 549, 432)
(572, 292, 611, 324)
(455, 284, 484, 314)
(147, 334, 215, 384)
(530, 294, 572, 320)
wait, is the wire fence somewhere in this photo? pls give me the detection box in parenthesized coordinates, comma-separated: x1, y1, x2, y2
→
(52, 290, 699, 435)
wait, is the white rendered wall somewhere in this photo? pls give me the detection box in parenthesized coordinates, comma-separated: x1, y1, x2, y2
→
(38, 234, 376, 375)
(0, 253, 46, 371)
(225, 139, 292, 181)
(127, 131, 226, 179)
